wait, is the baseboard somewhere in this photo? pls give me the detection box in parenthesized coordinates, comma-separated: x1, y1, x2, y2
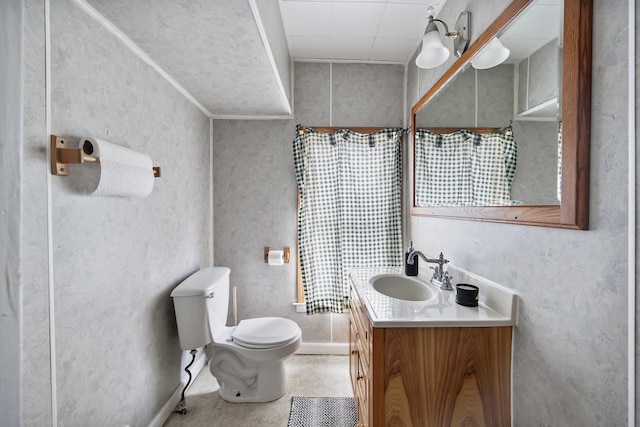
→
(148, 350, 207, 427)
(296, 342, 349, 355)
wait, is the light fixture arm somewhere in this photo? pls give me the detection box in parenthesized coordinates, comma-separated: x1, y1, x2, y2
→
(429, 17, 459, 40)
(423, 10, 471, 58)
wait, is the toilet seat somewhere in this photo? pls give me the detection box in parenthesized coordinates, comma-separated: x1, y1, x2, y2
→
(232, 317, 301, 349)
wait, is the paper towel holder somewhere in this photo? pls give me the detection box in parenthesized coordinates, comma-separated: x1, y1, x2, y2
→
(50, 135, 161, 178)
(264, 247, 291, 264)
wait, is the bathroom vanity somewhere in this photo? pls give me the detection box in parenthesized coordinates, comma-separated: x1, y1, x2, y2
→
(348, 267, 516, 427)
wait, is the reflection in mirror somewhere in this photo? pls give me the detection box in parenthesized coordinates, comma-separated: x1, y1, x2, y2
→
(415, 0, 562, 207)
(411, 0, 591, 229)
(415, 127, 519, 206)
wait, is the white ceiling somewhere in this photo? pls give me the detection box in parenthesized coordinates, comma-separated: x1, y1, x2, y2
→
(279, 0, 442, 63)
(277, 0, 563, 64)
(499, 0, 562, 62)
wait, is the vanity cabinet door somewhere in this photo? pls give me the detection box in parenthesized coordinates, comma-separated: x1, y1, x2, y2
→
(381, 327, 512, 426)
(349, 318, 359, 394)
(350, 284, 371, 426)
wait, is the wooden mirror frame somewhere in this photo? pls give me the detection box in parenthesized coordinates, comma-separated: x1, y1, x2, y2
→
(410, 0, 592, 229)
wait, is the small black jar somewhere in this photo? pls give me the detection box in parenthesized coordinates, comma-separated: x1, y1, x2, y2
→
(455, 283, 479, 307)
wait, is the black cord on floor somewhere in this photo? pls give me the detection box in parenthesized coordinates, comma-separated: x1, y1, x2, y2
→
(173, 349, 197, 415)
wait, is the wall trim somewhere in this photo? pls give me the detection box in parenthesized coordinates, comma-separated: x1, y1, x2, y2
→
(296, 342, 349, 355)
(628, 0, 636, 424)
(209, 118, 214, 267)
(209, 114, 293, 120)
(44, 0, 58, 424)
(296, 58, 406, 66)
(329, 63, 333, 126)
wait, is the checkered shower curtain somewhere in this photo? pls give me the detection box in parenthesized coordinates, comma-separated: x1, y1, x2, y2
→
(472, 127, 517, 205)
(415, 129, 475, 206)
(415, 127, 517, 206)
(293, 127, 403, 314)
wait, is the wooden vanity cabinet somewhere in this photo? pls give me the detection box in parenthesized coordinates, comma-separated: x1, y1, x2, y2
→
(349, 283, 513, 427)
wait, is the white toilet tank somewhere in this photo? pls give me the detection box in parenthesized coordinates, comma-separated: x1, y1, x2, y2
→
(170, 267, 230, 350)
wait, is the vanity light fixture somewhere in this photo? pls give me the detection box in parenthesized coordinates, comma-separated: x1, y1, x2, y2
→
(415, 6, 471, 69)
(471, 37, 511, 69)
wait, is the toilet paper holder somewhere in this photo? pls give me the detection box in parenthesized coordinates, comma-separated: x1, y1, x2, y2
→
(50, 135, 161, 178)
(264, 247, 291, 264)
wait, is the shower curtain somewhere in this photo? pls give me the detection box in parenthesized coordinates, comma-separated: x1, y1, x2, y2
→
(293, 126, 403, 314)
(415, 126, 517, 206)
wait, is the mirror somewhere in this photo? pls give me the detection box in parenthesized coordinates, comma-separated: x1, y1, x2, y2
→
(411, 0, 591, 229)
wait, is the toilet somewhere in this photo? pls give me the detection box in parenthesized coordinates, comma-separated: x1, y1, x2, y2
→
(170, 267, 302, 403)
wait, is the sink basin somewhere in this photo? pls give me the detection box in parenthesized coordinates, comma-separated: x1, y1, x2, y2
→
(370, 274, 436, 301)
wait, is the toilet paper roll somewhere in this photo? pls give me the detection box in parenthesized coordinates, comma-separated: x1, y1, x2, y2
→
(267, 250, 284, 266)
(79, 137, 155, 198)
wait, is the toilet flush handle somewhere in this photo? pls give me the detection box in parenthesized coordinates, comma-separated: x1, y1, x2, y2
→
(205, 292, 214, 299)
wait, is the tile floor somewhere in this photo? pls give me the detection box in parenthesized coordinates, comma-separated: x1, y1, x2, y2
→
(163, 355, 352, 427)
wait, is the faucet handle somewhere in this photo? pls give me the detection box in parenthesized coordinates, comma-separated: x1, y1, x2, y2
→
(438, 252, 449, 264)
(441, 271, 453, 290)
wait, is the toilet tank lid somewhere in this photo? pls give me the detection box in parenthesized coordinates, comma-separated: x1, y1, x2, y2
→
(170, 267, 230, 297)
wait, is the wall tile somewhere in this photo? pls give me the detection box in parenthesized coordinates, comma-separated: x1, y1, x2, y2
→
(332, 63, 404, 127)
(294, 62, 330, 126)
(1, 1, 24, 425)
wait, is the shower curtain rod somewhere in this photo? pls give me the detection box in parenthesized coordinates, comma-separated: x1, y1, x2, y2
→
(297, 125, 408, 135)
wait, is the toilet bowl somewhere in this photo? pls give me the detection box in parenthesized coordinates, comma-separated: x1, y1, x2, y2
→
(170, 267, 302, 403)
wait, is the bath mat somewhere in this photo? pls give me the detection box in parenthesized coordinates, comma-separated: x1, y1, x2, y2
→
(287, 396, 357, 427)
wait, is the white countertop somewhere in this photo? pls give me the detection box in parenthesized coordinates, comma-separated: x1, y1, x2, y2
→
(349, 266, 517, 328)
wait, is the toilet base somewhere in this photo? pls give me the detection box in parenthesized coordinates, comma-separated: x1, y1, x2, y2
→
(216, 361, 287, 403)
(206, 335, 301, 403)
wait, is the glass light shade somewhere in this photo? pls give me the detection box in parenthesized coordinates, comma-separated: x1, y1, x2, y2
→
(471, 38, 510, 69)
(415, 31, 450, 69)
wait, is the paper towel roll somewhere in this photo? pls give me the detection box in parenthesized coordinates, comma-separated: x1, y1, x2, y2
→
(79, 137, 155, 198)
(267, 250, 284, 266)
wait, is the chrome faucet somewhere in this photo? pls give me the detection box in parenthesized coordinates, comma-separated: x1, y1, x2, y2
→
(407, 251, 453, 290)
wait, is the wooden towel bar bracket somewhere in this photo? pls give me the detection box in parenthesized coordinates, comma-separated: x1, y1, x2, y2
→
(50, 135, 161, 178)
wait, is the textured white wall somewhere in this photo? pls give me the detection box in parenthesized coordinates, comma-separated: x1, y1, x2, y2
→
(1, 0, 23, 424)
(212, 62, 404, 345)
(407, 0, 631, 424)
(21, 0, 212, 425)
